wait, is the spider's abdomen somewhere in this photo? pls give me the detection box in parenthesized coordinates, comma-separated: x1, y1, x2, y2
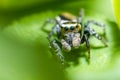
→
(59, 12, 76, 21)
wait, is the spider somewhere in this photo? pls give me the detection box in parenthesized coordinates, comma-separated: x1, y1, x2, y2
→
(41, 9, 107, 65)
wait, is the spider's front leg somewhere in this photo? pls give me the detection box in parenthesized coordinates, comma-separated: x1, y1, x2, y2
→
(60, 39, 71, 52)
(47, 24, 65, 64)
(49, 40, 65, 65)
(41, 18, 56, 33)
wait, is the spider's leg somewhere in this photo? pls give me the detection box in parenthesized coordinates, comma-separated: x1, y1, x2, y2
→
(89, 27, 108, 47)
(47, 23, 64, 64)
(41, 18, 56, 33)
(47, 25, 60, 41)
(81, 23, 91, 63)
(86, 20, 107, 40)
(61, 39, 71, 52)
(77, 8, 84, 23)
(47, 16, 62, 40)
(49, 40, 64, 65)
(83, 33, 90, 64)
(47, 26, 56, 40)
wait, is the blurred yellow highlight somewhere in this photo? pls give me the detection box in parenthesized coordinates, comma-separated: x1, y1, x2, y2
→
(114, 0, 120, 29)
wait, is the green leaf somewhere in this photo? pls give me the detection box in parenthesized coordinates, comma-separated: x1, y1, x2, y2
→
(0, 0, 120, 80)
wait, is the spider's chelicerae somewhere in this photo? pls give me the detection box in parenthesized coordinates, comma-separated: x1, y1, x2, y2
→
(42, 9, 107, 65)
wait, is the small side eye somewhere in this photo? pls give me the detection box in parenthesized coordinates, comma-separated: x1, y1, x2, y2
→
(76, 24, 81, 30)
(70, 26, 74, 30)
(76, 25, 79, 28)
(64, 27, 69, 31)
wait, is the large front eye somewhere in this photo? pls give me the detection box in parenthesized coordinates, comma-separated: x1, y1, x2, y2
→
(70, 26, 74, 30)
(64, 27, 69, 31)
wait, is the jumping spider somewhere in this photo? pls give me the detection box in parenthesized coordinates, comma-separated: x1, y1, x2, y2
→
(42, 9, 107, 65)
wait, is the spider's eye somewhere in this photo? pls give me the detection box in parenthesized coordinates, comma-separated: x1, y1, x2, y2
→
(76, 24, 81, 30)
(70, 26, 74, 30)
(76, 25, 79, 28)
(64, 26, 69, 31)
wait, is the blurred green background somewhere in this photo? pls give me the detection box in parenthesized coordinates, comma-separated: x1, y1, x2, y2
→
(0, 0, 120, 80)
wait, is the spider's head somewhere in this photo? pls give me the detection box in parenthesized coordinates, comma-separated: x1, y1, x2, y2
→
(60, 21, 81, 34)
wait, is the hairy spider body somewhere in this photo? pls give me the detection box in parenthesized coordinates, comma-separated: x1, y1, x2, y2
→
(42, 9, 107, 64)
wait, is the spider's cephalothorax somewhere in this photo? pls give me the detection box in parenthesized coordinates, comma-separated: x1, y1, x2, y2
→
(42, 9, 107, 65)
(59, 20, 82, 51)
